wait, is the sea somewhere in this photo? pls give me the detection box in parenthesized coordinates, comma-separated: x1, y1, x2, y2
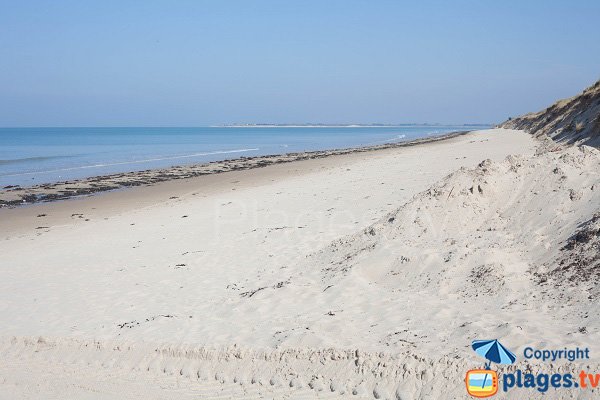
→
(0, 125, 489, 187)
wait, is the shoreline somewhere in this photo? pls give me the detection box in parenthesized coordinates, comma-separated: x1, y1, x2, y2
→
(0, 130, 469, 207)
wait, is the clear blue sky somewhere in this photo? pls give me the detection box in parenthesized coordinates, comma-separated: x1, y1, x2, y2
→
(1, 0, 599, 126)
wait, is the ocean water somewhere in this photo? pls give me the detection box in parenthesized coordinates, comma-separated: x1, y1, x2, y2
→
(0, 125, 488, 187)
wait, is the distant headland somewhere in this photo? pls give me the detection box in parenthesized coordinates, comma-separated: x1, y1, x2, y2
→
(215, 123, 490, 128)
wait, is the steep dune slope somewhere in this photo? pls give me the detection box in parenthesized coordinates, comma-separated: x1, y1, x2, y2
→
(500, 80, 600, 147)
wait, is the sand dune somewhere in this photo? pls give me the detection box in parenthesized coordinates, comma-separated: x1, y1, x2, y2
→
(1, 128, 599, 399)
(500, 79, 600, 147)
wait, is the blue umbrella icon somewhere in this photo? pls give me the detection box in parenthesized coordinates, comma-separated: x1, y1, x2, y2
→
(472, 339, 516, 388)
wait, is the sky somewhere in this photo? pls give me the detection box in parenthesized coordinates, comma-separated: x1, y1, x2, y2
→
(1, 0, 599, 126)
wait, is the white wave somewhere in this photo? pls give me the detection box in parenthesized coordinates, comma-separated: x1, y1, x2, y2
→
(0, 148, 260, 178)
(364, 134, 409, 146)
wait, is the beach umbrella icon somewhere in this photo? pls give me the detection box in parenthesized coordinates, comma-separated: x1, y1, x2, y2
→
(471, 339, 516, 390)
(472, 339, 516, 369)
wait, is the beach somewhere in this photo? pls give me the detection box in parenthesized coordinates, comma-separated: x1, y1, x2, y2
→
(3, 1, 600, 397)
(1, 128, 599, 399)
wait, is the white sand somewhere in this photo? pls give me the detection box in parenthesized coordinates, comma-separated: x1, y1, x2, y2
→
(1, 129, 598, 399)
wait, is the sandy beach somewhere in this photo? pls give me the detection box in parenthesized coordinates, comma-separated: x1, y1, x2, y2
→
(3, 127, 599, 399)
(3, 1, 600, 397)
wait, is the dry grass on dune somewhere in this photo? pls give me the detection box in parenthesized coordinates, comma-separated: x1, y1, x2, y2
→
(500, 79, 600, 147)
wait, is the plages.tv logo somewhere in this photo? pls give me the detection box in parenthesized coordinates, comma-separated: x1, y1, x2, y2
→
(465, 339, 516, 398)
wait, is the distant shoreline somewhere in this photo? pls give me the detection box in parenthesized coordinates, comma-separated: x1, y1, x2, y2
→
(0, 130, 471, 207)
(214, 123, 491, 128)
